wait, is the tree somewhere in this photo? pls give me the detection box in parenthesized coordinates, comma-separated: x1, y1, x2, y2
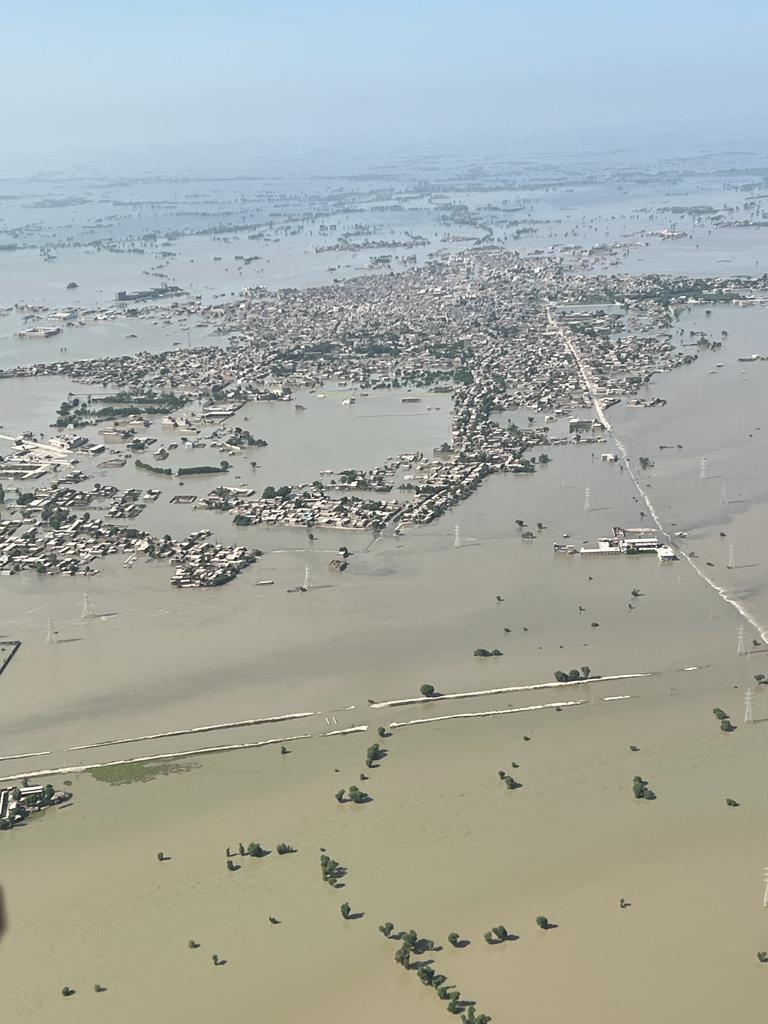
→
(554, 670, 569, 682)
(448, 932, 461, 947)
(581, 666, 591, 679)
(262, 486, 276, 499)
(568, 669, 581, 681)
(491, 925, 508, 941)
(484, 931, 495, 944)
(536, 916, 550, 929)
(420, 683, 436, 697)
(379, 922, 394, 937)
(335, 789, 346, 803)
(340, 903, 352, 919)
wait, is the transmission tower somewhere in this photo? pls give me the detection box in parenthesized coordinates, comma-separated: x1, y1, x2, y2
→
(699, 457, 707, 480)
(46, 615, 57, 645)
(737, 625, 747, 656)
(745, 688, 755, 725)
(584, 486, 592, 513)
(454, 524, 462, 549)
(81, 592, 95, 619)
(720, 482, 729, 505)
(303, 565, 312, 591)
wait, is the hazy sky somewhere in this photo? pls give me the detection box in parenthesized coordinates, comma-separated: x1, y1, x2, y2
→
(2, 1, 766, 169)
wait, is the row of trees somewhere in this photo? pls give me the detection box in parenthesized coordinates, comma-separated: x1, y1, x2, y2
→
(384, 924, 491, 1021)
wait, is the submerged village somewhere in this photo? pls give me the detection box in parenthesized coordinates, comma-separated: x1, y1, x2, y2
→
(0, 248, 765, 584)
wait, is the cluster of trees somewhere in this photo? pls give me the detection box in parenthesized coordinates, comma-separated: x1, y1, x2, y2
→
(135, 459, 172, 476)
(632, 775, 656, 800)
(484, 924, 513, 944)
(713, 708, 736, 733)
(365, 742, 385, 769)
(497, 770, 520, 791)
(320, 853, 345, 887)
(177, 462, 230, 476)
(553, 667, 591, 682)
(225, 427, 267, 448)
(385, 925, 491, 1021)
(345, 785, 369, 804)
(261, 485, 292, 500)
(474, 648, 503, 658)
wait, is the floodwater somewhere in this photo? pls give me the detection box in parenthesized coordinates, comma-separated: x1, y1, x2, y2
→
(2, 159, 768, 1023)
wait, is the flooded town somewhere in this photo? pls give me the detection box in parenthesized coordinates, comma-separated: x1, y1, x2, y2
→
(1, 15, 768, 1020)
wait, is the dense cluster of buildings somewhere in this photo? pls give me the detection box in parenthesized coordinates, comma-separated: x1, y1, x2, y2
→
(1, 248, 761, 556)
(0, 494, 260, 585)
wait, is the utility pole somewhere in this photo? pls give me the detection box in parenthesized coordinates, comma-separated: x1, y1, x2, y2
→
(699, 457, 707, 480)
(584, 486, 592, 513)
(720, 482, 729, 506)
(745, 688, 755, 725)
(763, 868, 768, 909)
(46, 615, 57, 645)
(303, 566, 312, 591)
(737, 625, 747, 656)
(727, 544, 735, 570)
(454, 524, 461, 549)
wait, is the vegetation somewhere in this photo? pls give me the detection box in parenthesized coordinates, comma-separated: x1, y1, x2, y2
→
(347, 784, 370, 804)
(554, 666, 591, 682)
(320, 853, 346, 886)
(135, 458, 172, 476)
(420, 683, 436, 697)
(88, 759, 196, 786)
(474, 648, 503, 657)
(536, 916, 550, 929)
(632, 775, 656, 800)
(177, 463, 230, 476)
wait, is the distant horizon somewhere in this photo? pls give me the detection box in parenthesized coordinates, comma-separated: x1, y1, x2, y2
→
(3, 122, 768, 181)
(3, 1, 767, 176)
